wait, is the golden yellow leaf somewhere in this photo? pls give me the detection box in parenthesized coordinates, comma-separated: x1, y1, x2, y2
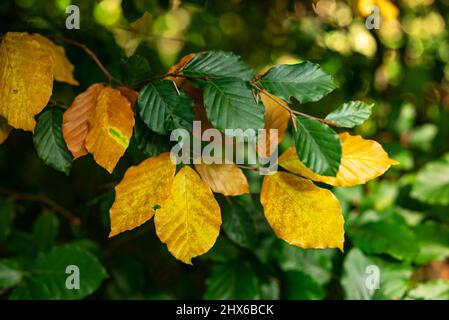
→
(0, 32, 53, 131)
(279, 132, 399, 187)
(29, 34, 78, 85)
(85, 87, 134, 173)
(260, 171, 344, 250)
(62, 83, 104, 159)
(194, 163, 249, 196)
(257, 91, 290, 157)
(0, 116, 12, 144)
(155, 166, 222, 264)
(109, 153, 176, 237)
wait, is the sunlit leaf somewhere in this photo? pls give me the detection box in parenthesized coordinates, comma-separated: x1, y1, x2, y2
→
(260, 172, 344, 250)
(0, 32, 53, 131)
(194, 163, 249, 196)
(155, 166, 221, 264)
(85, 87, 134, 173)
(280, 133, 398, 186)
(109, 153, 175, 237)
(325, 101, 373, 128)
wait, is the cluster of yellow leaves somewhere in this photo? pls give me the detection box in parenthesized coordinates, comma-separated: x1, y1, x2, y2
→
(0, 32, 78, 134)
(62, 84, 135, 173)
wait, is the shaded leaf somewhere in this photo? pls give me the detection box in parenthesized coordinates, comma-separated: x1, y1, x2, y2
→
(33, 108, 73, 175)
(62, 83, 104, 159)
(133, 116, 172, 157)
(222, 196, 257, 248)
(0, 116, 12, 144)
(204, 261, 260, 299)
(120, 54, 151, 87)
(293, 114, 341, 176)
(138, 80, 194, 134)
(0, 200, 15, 242)
(283, 271, 325, 300)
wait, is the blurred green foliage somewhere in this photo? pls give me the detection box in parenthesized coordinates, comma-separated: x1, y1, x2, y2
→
(1, 0, 449, 300)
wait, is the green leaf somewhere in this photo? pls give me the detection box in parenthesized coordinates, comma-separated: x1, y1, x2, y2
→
(275, 242, 336, 286)
(222, 196, 258, 249)
(204, 260, 259, 299)
(0, 259, 23, 289)
(293, 114, 341, 176)
(183, 51, 255, 81)
(33, 211, 59, 252)
(0, 200, 15, 242)
(413, 221, 449, 264)
(260, 61, 336, 103)
(411, 154, 449, 205)
(120, 54, 152, 87)
(325, 101, 374, 128)
(133, 115, 172, 157)
(260, 277, 280, 300)
(33, 108, 73, 175)
(341, 248, 412, 300)
(406, 280, 449, 300)
(138, 80, 194, 135)
(204, 78, 264, 136)
(283, 271, 325, 300)
(348, 219, 419, 261)
(14, 244, 107, 299)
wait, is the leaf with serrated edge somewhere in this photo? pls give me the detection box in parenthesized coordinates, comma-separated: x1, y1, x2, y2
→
(138, 80, 194, 134)
(62, 83, 104, 159)
(33, 108, 73, 175)
(204, 78, 264, 134)
(325, 101, 373, 128)
(294, 114, 341, 176)
(194, 163, 249, 196)
(155, 166, 221, 264)
(0, 32, 53, 131)
(85, 87, 134, 173)
(280, 132, 398, 186)
(29, 34, 78, 85)
(260, 172, 344, 250)
(260, 61, 336, 103)
(109, 153, 176, 237)
(183, 51, 254, 81)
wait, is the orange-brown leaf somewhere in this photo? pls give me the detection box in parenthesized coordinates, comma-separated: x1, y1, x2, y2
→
(62, 83, 104, 159)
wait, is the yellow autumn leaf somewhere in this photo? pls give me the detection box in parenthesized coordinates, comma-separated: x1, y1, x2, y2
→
(0, 116, 12, 144)
(0, 32, 53, 131)
(85, 87, 134, 173)
(194, 163, 249, 196)
(260, 171, 344, 250)
(257, 91, 290, 157)
(155, 166, 222, 264)
(62, 83, 104, 159)
(109, 153, 176, 237)
(29, 34, 78, 85)
(279, 132, 399, 187)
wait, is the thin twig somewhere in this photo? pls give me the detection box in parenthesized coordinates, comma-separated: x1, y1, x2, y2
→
(0, 188, 81, 226)
(237, 164, 260, 171)
(48, 35, 121, 85)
